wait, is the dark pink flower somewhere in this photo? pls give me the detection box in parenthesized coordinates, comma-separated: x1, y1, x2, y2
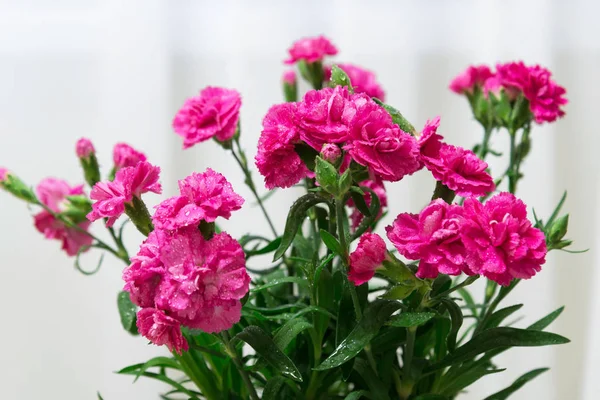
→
(124, 227, 250, 334)
(449, 65, 493, 94)
(495, 62, 568, 123)
(136, 308, 188, 354)
(152, 168, 244, 230)
(87, 161, 161, 226)
(349, 233, 387, 286)
(345, 100, 421, 182)
(282, 70, 296, 85)
(173, 86, 242, 149)
(255, 103, 310, 189)
(348, 177, 387, 230)
(33, 178, 93, 256)
(75, 138, 95, 158)
(285, 35, 338, 65)
(386, 199, 470, 279)
(461, 193, 547, 285)
(328, 63, 386, 101)
(419, 117, 495, 197)
(113, 143, 147, 170)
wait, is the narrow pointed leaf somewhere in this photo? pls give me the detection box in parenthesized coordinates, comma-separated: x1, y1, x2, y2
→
(273, 318, 313, 351)
(527, 306, 564, 331)
(245, 237, 282, 257)
(320, 229, 344, 255)
(427, 327, 569, 371)
(235, 326, 303, 382)
(344, 390, 372, 400)
(441, 368, 506, 396)
(315, 300, 402, 370)
(353, 358, 390, 400)
(387, 312, 435, 328)
(483, 304, 523, 330)
(117, 291, 138, 335)
(262, 376, 288, 400)
(441, 299, 463, 352)
(484, 368, 549, 400)
(250, 277, 307, 294)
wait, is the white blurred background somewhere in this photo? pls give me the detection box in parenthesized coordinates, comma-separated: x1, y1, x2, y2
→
(0, 0, 598, 398)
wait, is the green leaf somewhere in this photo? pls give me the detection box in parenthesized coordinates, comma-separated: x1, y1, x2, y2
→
(262, 376, 288, 400)
(351, 187, 381, 241)
(441, 368, 506, 396)
(245, 237, 282, 258)
(353, 358, 390, 400)
(273, 318, 313, 351)
(330, 65, 353, 90)
(427, 327, 570, 371)
(294, 143, 320, 171)
(125, 357, 181, 382)
(273, 193, 328, 261)
(97, 392, 104, 400)
(349, 187, 371, 217)
(413, 395, 450, 400)
(387, 312, 435, 328)
(315, 156, 340, 195)
(441, 299, 463, 353)
(117, 370, 199, 399)
(458, 288, 478, 318)
(545, 191, 567, 230)
(483, 304, 523, 330)
(483, 368, 549, 400)
(344, 390, 372, 400)
(527, 306, 564, 331)
(382, 284, 416, 300)
(250, 277, 307, 294)
(315, 300, 402, 370)
(319, 229, 343, 255)
(235, 326, 303, 382)
(117, 291, 138, 335)
(372, 98, 416, 134)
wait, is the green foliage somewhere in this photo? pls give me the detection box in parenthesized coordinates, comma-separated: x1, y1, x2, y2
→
(117, 291, 138, 335)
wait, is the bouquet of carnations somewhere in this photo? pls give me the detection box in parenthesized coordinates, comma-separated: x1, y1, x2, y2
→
(1, 35, 576, 399)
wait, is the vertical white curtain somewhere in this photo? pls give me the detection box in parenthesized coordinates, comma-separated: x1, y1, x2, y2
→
(0, 1, 597, 398)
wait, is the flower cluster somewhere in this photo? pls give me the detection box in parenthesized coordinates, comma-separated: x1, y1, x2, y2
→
(450, 62, 567, 124)
(123, 169, 249, 353)
(386, 192, 547, 285)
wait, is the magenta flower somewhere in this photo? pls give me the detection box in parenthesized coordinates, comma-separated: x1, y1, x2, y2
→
(33, 178, 93, 256)
(461, 193, 547, 285)
(327, 63, 386, 101)
(386, 200, 471, 279)
(113, 143, 147, 170)
(173, 86, 242, 149)
(348, 177, 387, 230)
(298, 86, 359, 149)
(349, 233, 387, 286)
(495, 62, 568, 124)
(87, 161, 162, 226)
(136, 308, 188, 354)
(419, 117, 495, 197)
(75, 138, 95, 158)
(0, 167, 9, 182)
(123, 228, 250, 334)
(345, 100, 421, 182)
(255, 103, 310, 189)
(449, 65, 494, 94)
(153, 168, 244, 231)
(282, 70, 297, 85)
(285, 35, 338, 65)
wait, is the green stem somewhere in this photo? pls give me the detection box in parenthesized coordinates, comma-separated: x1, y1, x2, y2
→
(478, 124, 494, 160)
(400, 326, 417, 399)
(335, 199, 362, 321)
(508, 129, 518, 194)
(231, 143, 278, 238)
(221, 331, 259, 400)
(175, 351, 221, 400)
(474, 280, 519, 336)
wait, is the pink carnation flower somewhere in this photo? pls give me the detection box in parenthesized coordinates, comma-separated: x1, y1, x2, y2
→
(298, 86, 360, 149)
(326, 63, 386, 101)
(113, 143, 147, 170)
(386, 199, 470, 279)
(0, 167, 9, 182)
(349, 233, 387, 286)
(33, 178, 93, 256)
(255, 103, 310, 189)
(153, 168, 244, 230)
(123, 228, 250, 334)
(75, 138, 95, 158)
(285, 35, 338, 65)
(87, 161, 161, 226)
(345, 100, 421, 182)
(348, 177, 387, 230)
(282, 70, 296, 85)
(419, 117, 495, 197)
(449, 65, 493, 94)
(136, 308, 188, 354)
(173, 87, 242, 149)
(495, 62, 568, 124)
(460, 193, 547, 286)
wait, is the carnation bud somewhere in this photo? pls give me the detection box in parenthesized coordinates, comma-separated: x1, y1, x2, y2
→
(549, 214, 569, 243)
(124, 196, 154, 236)
(320, 144, 342, 165)
(76, 138, 101, 187)
(282, 70, 298, 102)
(0, 168, 37, 204)
(315, 156, 340, 196)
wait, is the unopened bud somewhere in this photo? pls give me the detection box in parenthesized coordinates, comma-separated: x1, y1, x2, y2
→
(0, 168, 37, 203)
(549, 214, 569, 243)
(282, 70, 298, 102)
(320, 144, 342, 165)
(76, 138, 95, 159)
(76, 138, 101, 187)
